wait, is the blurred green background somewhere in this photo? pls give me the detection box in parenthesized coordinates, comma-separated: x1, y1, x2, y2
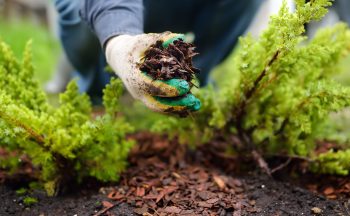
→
(0, 20, 59, 84)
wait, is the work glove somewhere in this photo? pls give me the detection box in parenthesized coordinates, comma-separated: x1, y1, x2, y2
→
(105, 32, 201, 115)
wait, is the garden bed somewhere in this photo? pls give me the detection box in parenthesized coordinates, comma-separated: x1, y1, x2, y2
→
(1, 1, 350, 215)
(1, 132, 348, 216)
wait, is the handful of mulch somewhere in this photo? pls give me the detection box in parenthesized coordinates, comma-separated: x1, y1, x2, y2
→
(140, 39, 200, 87)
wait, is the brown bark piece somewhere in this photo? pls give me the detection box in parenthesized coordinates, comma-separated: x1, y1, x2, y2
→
(163, 206, 182, 214)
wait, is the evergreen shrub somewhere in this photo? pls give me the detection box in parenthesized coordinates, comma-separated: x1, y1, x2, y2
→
(153, 0, 350, 175)
(0, 41, 134, 195)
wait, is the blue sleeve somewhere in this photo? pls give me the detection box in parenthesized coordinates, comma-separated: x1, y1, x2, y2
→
(80, 0, 144, 46)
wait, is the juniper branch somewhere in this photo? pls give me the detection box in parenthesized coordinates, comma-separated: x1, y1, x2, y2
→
(0, 110, 46, 147)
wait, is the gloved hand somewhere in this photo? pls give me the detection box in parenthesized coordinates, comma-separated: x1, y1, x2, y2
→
(105, 32, 201, 115)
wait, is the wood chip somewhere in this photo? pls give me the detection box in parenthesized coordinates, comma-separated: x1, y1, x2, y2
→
(107, 192, 124, 200)
(311, 207, 322, 214)
(163, 206, 182, 214)
(102, 201, 113, 208)
(323, 187, 335, 195)
(136, 187, 145, 197)
(134, 206, 149, 215)
(207, 198, 220, 204)
(213, 175, 226, 190)
(198, 201, 213, 208)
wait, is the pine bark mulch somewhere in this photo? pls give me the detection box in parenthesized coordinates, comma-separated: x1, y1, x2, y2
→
(0, 133, 349, 216)
(139, 39, 200, 86)
(104, 133, 259, 216)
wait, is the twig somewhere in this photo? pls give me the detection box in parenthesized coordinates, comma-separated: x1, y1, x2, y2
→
(236, 130, 272, 176)
(231, 50, 288, 176)
(229, 50, 281, 128)
(245, 50, 280, 101)
(93, 201, 121, 216)
(254, 73, 278, 97)
(232, 50, 281, 132)
(252, 150, 271, 176)
(243, 50, 279, 109)
(271, 158, 292, 174)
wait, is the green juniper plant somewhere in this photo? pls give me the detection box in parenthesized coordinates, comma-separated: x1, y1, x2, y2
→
(0, 41, 134, 195)
(153, 0, 350, 175)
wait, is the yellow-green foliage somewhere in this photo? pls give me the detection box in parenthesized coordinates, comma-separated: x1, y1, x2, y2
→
(312, 149, 350, 175)
(153, 0, 350, 175)
(23, 197, 38, 206)
(0, 41, 134, 195)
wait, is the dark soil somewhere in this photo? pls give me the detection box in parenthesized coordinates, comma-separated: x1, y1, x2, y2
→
(1, 133, 349, 216)
(243, 174, 347, 215)
(139, 39, 199, 85)
(0, 185, 134, 216)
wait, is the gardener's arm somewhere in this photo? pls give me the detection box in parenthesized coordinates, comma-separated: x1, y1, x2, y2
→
(80, 0, 144, 46)
(80, 0, 200, 114)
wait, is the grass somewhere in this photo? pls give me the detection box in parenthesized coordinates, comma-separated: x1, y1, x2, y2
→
(0, 20, 59, 85)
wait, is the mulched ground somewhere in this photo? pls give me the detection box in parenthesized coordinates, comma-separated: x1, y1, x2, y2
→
(1, 132, 349, 216)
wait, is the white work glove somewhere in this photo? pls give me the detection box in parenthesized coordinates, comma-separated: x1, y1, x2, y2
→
(105, 32, 201, 114)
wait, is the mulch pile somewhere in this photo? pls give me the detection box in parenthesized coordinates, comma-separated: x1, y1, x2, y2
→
(140, 39, 200, 86)
(103, 133, 259, 216)
(0, 133, 348, 215)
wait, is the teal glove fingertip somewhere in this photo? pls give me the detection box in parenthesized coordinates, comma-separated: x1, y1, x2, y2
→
(155, 94, 201, 112)
(163, 79, 190, 96)
(186, 94, 201, 111)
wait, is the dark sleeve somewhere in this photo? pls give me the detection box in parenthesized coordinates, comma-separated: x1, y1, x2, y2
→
(80, 0, 144, 46)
